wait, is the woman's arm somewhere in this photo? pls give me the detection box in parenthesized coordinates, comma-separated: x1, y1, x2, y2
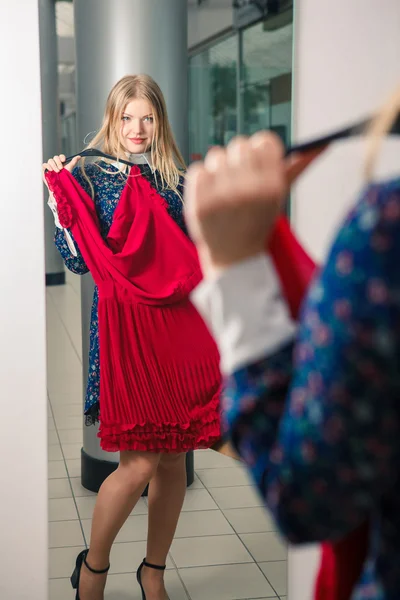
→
(52, 164, 92, 275)
(194, 183, 400, 545)
(54, 227, 89, 275)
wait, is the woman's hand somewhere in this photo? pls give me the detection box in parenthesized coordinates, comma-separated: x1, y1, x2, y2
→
(184, 131, 324, 276)
(42, 154, 81, 189)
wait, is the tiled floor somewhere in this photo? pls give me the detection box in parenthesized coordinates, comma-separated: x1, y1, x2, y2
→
(47, 272, 288, 599)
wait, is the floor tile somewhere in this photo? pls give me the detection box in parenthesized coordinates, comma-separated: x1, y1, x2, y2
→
(194, 449, 239, 469)
(65, 458, 81, 478)
(48, 444, 63, 461)
(47, 377, 83, 401)
(74, 495, 97, 520)
(48, 430, 59, 445)
(70, 476, 97, 497)
(49, 497, 79, 522)
(239, 532, 287, 562)
(175, 509, 234, 538)
(259, 561, 287, 596)
(181, 488, 219, 512)
(61, 442, 82, 460)
(223, 507, 276, 534)
(48, 461, 68, 479)
(75, 496, 147, 520)
(48, 478, 72, 499)
(178, 562, 276, 600)
(161, 570, 189, 600)
(49, 545, 85, 579)
(53, 404, 83, 418)
(58, 428, 83, 444)
(49, 520, 85, 548)
(55, 415, 84, 430)
(82, 513, 149, 545)
(196, 466, 253, 488)
(48, 392, 83, 405)
(47, 358, 81, 383)
(48, 388, 83, 406)
(170, 534, 253, 568)
(110, 541, 173, 575)
(104, 569, 188, 600)
(189, 474, 204, 489)
(209, 485, 264, 510)
(48, 418, 56, 431)
(48, 577, 72, 600)
(82, 508, 234, 546)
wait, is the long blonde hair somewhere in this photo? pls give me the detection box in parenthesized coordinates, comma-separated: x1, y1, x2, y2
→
(365, 84, 400, 179)
(80, 74, 186, 196)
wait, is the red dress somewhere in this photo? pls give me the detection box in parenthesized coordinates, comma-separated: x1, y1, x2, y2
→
(46, 167, 221, 453)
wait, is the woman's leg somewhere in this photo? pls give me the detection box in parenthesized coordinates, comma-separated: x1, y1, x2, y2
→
(79, 450, 161, 600)
(142, 453, 187, 600)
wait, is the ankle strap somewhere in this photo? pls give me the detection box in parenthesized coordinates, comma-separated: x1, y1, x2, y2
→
(143, 558, 166, 571)
(84, 552, 110, 575)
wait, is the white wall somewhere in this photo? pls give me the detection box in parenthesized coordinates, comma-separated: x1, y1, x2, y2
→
(290, 1, 400, 598)
(0, 2, 48, 599)
(188, 0, 233, 49)
(292, 0, 400, 263)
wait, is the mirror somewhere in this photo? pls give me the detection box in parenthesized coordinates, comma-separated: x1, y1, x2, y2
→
(46, 2, 290, 599)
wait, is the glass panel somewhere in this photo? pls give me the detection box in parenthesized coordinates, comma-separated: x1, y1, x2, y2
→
(189, 35, 238, 162)
(60, 111, 77, 157)
(241, 13, 293, 145)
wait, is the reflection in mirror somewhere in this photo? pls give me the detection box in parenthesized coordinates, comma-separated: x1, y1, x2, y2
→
(46, 2, 292, 600)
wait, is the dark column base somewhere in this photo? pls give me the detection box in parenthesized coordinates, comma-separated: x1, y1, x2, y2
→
(46, 272, 66, 286)
(81, 448, 194, 495)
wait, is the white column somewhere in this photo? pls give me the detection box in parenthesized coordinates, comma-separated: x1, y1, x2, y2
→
(73, 0, 190, 487)
(0, 2, 48, 599)
(289, 1, 400, 598)
(39, 0, 65, 285)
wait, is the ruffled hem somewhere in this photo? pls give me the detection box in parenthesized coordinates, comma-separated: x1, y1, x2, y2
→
(98, 391, 221, 453)
(99, 418, 221, 453)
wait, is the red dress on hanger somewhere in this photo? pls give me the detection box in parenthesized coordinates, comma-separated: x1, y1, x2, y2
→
(46, 167, 221, 453)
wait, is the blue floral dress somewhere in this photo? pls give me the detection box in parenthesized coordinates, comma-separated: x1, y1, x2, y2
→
(54, 162, 186, 424)
(223, 177, 400, 600)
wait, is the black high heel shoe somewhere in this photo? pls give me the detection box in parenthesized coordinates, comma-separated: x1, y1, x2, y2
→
(70, 549, 110, 600)
(137, 558, 167, 600)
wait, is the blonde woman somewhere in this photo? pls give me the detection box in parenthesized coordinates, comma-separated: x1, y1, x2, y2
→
(43, 74, 221, 600)
(185, 87, 400, 599)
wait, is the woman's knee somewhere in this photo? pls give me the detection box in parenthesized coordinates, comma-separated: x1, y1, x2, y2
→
(119, 451, 160, 484)
(158, 452, 186, 470)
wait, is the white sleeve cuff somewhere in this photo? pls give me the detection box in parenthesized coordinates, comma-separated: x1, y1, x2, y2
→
(47, 194, 63, 230)
(47, 194, 77, 257)
(191, 253, 296, 374)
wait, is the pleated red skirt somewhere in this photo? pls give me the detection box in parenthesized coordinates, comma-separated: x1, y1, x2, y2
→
(98, 283, 221, 452)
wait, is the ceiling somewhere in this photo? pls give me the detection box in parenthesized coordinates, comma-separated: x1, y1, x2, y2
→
(56, 0, 292, 77)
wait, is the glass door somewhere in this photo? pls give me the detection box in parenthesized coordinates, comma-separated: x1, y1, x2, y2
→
(240, 10, 293, 146)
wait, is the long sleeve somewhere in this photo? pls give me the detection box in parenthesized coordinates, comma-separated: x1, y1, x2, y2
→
(53, 165, 91, 275)
(193, 182, 400, 545)
(54, 227, 89, 275)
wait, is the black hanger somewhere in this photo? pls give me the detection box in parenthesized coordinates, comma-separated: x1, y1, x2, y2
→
(286, 112, 400, 156)
(63, 112, 400, 167)
(63, 147, 137, 167)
